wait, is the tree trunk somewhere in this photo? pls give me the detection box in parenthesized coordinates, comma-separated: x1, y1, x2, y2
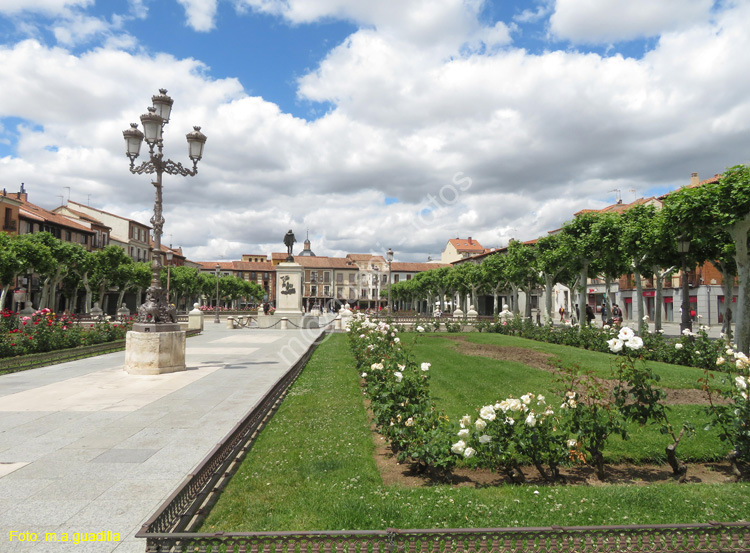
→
(544, 274, 554, 322)
(578, 261, 590, 331)
(83, 274, 92, 313)
(728, 218, 750, 354)
(634, 271, 645, 332)
(0, 284, 9, 311)
(720, 265, 735, 342)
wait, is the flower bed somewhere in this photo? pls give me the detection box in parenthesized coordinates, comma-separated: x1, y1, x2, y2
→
(349, 315, 750, 483)
(0, 308, 133, 359)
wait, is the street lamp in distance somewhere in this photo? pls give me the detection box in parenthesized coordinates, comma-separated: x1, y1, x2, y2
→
(677, 234, 692, 333)
(386, 248, 394, 313)
(214, 264, 221, 324)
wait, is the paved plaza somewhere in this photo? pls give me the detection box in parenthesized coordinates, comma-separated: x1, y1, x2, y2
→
(0, 322, 326, 553)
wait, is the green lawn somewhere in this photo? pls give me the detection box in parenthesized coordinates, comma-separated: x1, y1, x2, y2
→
(199, 333, 749, 533)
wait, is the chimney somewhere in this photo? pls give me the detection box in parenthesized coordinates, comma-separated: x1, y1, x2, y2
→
(468, 237, 473, 245)
(690, 172, 699, 186)
(16, 182, 27, 201)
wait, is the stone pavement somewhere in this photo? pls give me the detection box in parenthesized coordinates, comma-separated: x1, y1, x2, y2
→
(0, 322, 326, 553)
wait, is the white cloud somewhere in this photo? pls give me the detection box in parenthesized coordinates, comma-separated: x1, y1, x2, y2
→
(176, 0, 218, 32)
(0, 0, 93, 16)
(549, 0, 716, 44)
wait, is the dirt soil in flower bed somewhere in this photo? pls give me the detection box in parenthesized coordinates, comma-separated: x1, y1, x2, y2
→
(372, 432, 736, 487)
(371, 335, 735, 487)
(439, 335, 709, 406)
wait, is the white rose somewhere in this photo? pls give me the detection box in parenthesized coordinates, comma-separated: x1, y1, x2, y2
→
(361, 372, 367, 378)
(394, 371, 403, 382)
(421, 362, 431, 371)
(607, 338, 624, 353)
(716, 357, 725, 366)
(537, 395, 546, 405)
(394, 337, 400, 343)
(625, 336, 643, 350)
(478, 434, 491, 444)
(736, 376, 748, 391)
(618, 327, 634, 341)
(675, 343, 683, 350)
(463, 447, 476, 459)
(475, 419, 487, 431)
(567, 439, 577, 448)
(458, 428, 470, 439)
(521, 394, 532, 405)
(405, 417, 414, 426)
(479, 405, 497, 421)
(460, 415, 472, 428)
(525, 413, 537, 427)
(451, 440, 466, 454)
(504, 417, 515, 426)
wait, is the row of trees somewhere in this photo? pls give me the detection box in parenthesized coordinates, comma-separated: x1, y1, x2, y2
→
(390, 165, 750, 353)
(0, 233, 264, 314)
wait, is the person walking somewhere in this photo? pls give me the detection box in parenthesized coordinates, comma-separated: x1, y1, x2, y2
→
(586, 304, 595, 325)
(559, 305, 565, 322)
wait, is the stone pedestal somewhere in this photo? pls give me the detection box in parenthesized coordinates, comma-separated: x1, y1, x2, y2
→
(188, 303, 204, 331)
(275, 262, 304, 319)
(467, 305, 478, 321)
(453, 307, 464, 320)
(125, 329, 186, 375)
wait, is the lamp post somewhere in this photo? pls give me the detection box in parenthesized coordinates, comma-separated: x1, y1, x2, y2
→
(123, 89, 206, 330)
(677, 234, 692, 333)
(386, 248, 393, 313)
(214, 264, 221, 324)
(165, 249, 173, 304)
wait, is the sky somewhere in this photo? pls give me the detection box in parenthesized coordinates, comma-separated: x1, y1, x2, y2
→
(1, 0, 749, 263)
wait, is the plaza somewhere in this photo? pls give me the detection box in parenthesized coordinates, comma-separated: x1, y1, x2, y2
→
(0, 323, 326, 552)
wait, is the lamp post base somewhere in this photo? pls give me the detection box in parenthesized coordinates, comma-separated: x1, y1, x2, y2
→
(124, 329, 186, 375)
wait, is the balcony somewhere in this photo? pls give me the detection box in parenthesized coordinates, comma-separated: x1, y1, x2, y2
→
(3, 220, 17, 231)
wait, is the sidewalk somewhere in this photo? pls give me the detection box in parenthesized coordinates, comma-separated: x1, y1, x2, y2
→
(0, 322, 325, 552)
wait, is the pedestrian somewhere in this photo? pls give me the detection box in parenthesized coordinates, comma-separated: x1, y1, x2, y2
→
(601, 301, 608, 325)
(586, 305, 595, 325)
(612, 303, 622, 325)
(559, 306, 565, 322)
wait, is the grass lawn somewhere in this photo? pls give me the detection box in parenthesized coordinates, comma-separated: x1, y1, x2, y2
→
(199, 333, 749, 533)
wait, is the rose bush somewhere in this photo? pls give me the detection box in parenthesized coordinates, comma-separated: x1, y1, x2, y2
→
(0, 309, 132, 359)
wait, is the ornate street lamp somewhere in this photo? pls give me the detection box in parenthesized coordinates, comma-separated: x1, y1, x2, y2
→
(214, 263, 221, 324)
(386, 248, 394, 313)
(677, 234, 692, 333)
(165, 249, 173, 303)
(122, 89, 206, 331)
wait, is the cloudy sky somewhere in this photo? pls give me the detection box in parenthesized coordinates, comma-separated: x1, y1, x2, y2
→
(1, 0, 749, 263)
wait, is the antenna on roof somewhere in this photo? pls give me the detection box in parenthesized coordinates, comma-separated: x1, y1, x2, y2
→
(609, 189, 621, 203)
(63, 187, 70, 204)
(56, 195, 64, 206)
(629, 189, 636, 201)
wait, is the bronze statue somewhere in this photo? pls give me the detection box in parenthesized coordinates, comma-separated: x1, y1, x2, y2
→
(284, 230, 296, 262)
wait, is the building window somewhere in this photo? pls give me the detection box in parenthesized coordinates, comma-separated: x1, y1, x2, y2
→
(349, 273, 355, 283)
(394, 274, 400, 283)
(310, 271, 318, 283)
(323, 285, 330, 297)
(251, 272, 256, 279)
(361, 288, 368, 298)
(406, 274, 412, 280)
(310, 285, 317, 296)
(324, 271, 330, 283)
(81, 235, 88, 244)
(336, 273, 343, 284)
(65, 230, 72, 241)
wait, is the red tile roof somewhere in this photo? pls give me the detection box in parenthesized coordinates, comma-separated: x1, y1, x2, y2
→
(391, 262, 450, 272)
(448, 237, 484, 252)
(18, 198, 94, 234)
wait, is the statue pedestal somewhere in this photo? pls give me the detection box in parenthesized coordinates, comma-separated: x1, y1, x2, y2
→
(275, 262, 304, 318)
(125, 329, 186, 375)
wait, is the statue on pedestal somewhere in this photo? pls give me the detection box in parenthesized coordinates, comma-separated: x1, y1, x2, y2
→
(284, 230, 296, 262)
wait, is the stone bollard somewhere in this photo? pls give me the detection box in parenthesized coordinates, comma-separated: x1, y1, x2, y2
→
(117, 303, 131, 322)
(280, 317, 288, 330)
(90, 301, 104, 320)
(452, 307, 464, 320)
(226, 316, 235, 329)
(188, 302, 204, 331)
(467, 305, 478, 322)
(334, 315, 342, 330)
